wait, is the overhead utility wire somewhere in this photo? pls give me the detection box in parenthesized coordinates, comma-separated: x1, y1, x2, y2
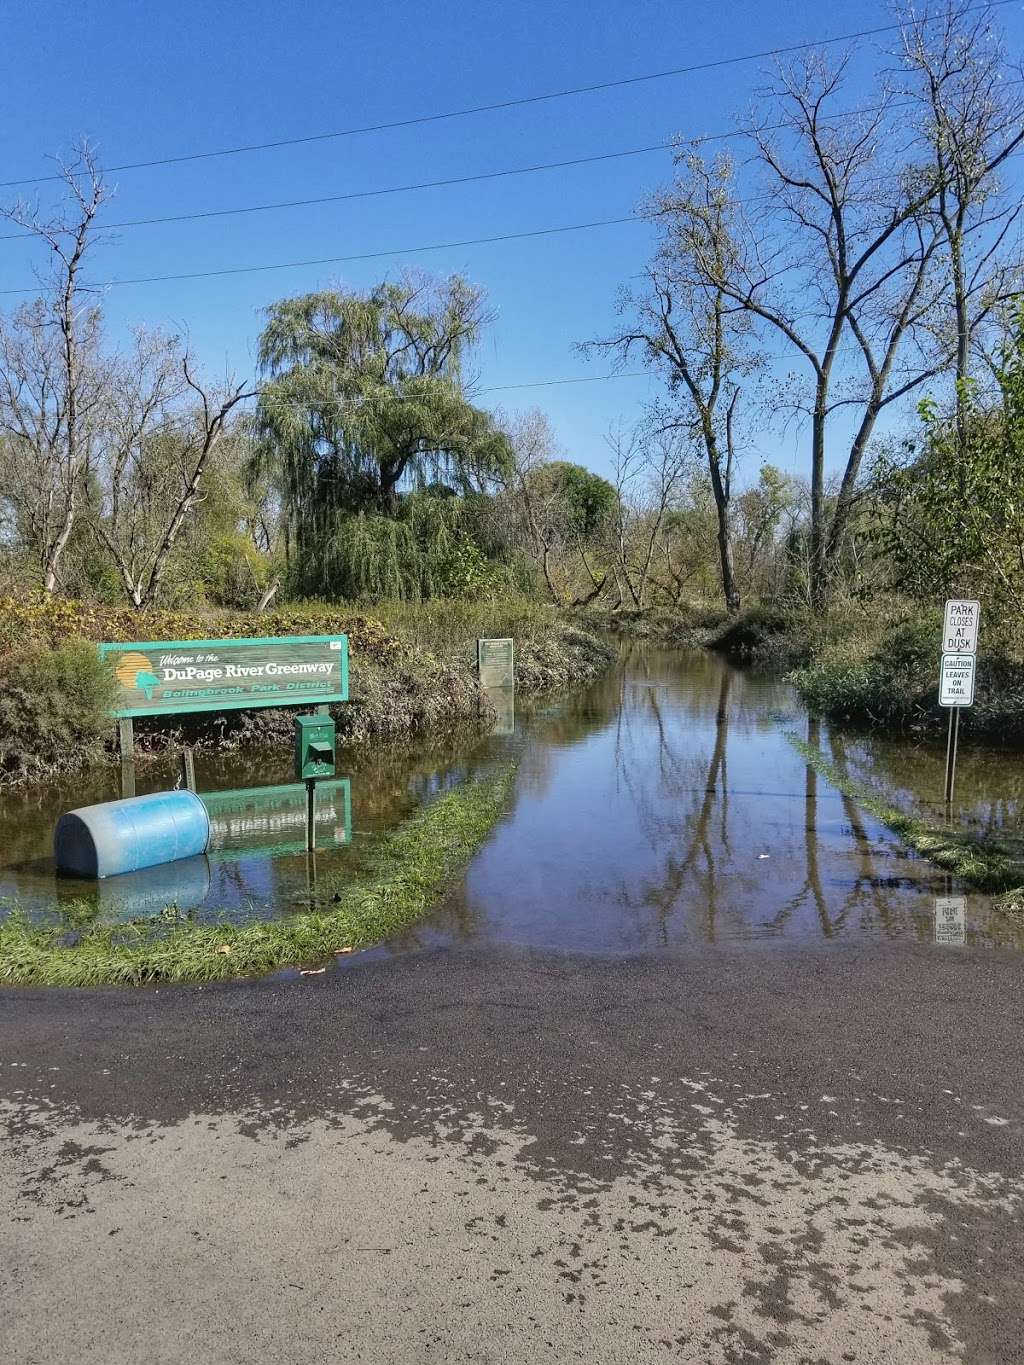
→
(4, 141, 1023, 295)
(0, 0, 1014, 189)
(6, 136, 1024, 296)
(0, 92, 957, 241)
(0, 216, 642, 296)
(0, 142, 679, 239)
(252, 370, 652, 409)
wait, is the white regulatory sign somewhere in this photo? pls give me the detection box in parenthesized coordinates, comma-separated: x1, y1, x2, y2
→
(934, 896, 967, 946)
(943, 599, 980, 653)
(939, 653, 975, 707)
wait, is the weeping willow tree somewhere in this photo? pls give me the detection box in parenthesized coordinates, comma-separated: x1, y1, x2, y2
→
(254, 275, 514, 598)
(296, 490, 526, 601)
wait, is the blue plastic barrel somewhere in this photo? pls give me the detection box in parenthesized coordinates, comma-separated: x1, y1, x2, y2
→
(54, 791, 211, 879)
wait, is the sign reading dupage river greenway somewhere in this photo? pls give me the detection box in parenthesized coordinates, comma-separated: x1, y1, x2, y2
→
(99, 635, 349, 719)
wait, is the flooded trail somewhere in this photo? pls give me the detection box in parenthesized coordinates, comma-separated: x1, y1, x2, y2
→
(417, 646, 1024, 955)
(3, 643, 1024, 953)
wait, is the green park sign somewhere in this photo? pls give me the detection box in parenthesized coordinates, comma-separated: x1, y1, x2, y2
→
(99, 634, 349, 719)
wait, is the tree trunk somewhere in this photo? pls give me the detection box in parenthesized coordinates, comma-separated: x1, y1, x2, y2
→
(705, 417, 741, 616)
(809, 396, 828, 612)
(716, 503, 740, 615)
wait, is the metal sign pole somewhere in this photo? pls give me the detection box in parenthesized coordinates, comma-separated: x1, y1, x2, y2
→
(180, 746, 196, 793)
(305, 778, 317, 852)
(939, 600, 980, 810)
(944, 706, 961, 807)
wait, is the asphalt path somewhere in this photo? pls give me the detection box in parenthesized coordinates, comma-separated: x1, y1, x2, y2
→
(3, 938, 1024, 1363)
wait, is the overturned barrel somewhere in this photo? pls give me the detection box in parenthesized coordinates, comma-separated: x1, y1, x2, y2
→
(54, 791, 210, 879)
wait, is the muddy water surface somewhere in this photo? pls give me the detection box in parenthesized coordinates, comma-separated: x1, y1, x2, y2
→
(3, 645, 1024, 953)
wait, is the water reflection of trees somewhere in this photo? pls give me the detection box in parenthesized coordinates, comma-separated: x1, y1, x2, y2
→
(595, 655, 938, 947)
(604, 663, 761, 946)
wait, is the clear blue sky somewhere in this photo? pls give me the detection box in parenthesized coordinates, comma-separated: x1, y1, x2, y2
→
(2, 0, 1022, 482)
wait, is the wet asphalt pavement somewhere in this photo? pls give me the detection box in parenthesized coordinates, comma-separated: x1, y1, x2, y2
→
(3, 938, 1024, 1363)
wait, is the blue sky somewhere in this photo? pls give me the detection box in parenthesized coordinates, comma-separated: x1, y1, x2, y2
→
(2, 0, 1022, 483)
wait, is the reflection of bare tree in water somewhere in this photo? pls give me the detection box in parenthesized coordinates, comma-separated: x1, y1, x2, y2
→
(757, 715, 832, 936)
(763, 717, 895, 938)
(612, 666, 734, 944)
(828, 729, 904, 936)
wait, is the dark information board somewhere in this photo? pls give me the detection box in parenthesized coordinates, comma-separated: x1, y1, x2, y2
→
(99, 634, 349, 719)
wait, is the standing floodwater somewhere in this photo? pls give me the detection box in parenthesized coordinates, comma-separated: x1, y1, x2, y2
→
(418, 647, 1024, 953)
(2, 644, 1024, 952)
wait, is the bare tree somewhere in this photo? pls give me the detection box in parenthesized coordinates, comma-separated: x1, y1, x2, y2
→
(0, 143, 108, 591)
(898, 0, 1024, 441)
(663, 53, 959, 609)
(89, 337, 253, 608)
(604, 422, 692, 609)
(591, 156, 753, 614)
(499, 411, 618, 607)
(500, 411, 566, 604)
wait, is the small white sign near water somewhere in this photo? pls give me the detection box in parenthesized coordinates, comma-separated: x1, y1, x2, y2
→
(943, 599, 980, 654)
(939, 653, 975, 707)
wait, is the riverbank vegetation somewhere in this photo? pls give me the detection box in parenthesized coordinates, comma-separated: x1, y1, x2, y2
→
(0, 593, 610, 782)
(0, 764, 516, 987)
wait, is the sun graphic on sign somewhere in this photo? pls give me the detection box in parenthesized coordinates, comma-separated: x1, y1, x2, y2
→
(115, 652, 162, 700)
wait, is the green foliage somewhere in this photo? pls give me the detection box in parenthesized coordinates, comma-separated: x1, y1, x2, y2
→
(710, 605, 806, 660)
(288, 491, 523, 602)
(371, 595, 572, 655)
(788, 615, 941, 728)
(252, 277, 522, 603)
(0, 594, 404, 663)
(872, 308, 1024, 611)
(0, 639, 115, 779)
(0, 766, 517, 987)
(255, 278, 513, 575)
(544, 461, 617, 540)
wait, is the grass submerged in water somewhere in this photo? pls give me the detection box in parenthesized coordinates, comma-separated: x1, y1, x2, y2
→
(0, 765, 516, 989)
(790, 737, 1024, 897)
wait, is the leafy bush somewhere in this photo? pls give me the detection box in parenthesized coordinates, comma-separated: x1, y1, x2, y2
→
(0, 639, 116, 779)
(789, 615, 940, 729)
(710, 605, 806, 660)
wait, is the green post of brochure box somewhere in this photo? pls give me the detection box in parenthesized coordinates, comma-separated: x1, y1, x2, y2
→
(294, 714, 336, 781)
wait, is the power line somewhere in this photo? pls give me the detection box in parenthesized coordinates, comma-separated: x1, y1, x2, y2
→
(0, 93, 946, 242)
(0, 215, 644, 296)
(252, 371, 652, 409)
(1, 1, 1015, 190)
(5, 134, 1023, 295)
(4, 141, 1022, 297)
(0, 143, 675, 240)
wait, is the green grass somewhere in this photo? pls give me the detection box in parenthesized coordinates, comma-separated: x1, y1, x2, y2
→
(0, 764, 516, 988)
(790, 736, 1024, 896)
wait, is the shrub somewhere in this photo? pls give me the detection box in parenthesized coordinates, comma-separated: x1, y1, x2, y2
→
(0, 639, 116, 779)
(710, 605, 806, 660)
(0, 594, 405, 665)
(789, 614, 940, 729)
